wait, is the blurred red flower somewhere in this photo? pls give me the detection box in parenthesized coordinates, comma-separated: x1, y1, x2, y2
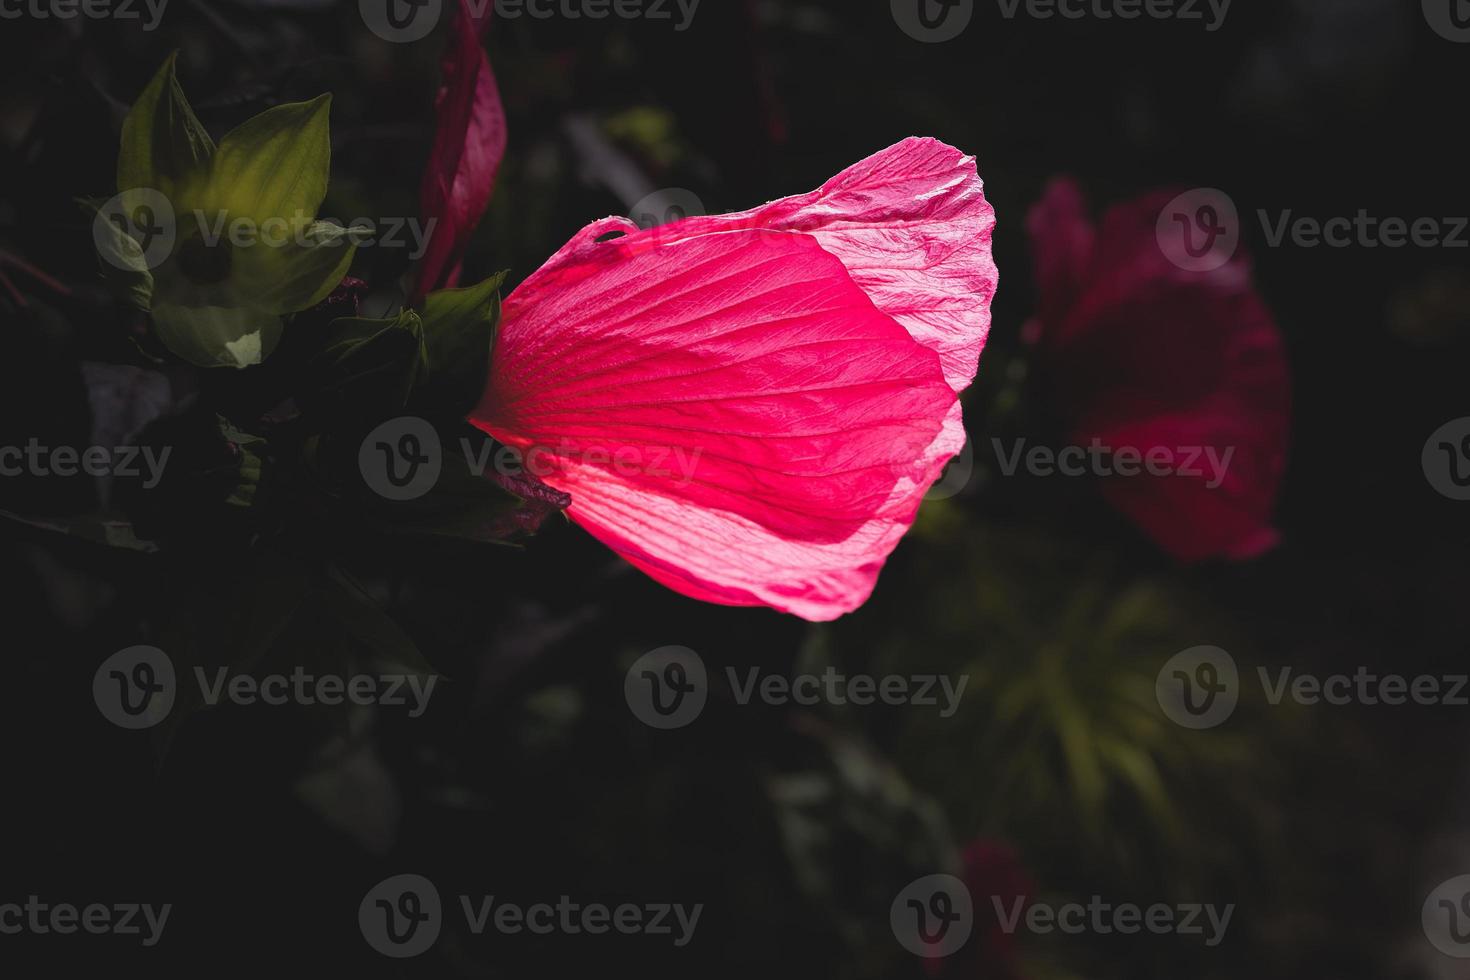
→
(1026, 178, 1291, 562)
(925, 839, 1032, 980)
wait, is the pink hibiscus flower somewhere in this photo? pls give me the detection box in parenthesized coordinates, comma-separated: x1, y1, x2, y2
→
(1025, 178, 1290, 562)
(469, 138, 997, 620)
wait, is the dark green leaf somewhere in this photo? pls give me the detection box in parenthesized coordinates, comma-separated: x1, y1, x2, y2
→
(299, 310, 428, 422)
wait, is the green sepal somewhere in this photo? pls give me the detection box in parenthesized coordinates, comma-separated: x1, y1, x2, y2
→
(232, 220, 358, 314)
(117, 52, 215, 197)
(207, 94, 333, 225)
(150, 303, 283, 370)
(414, 271, 508, 416)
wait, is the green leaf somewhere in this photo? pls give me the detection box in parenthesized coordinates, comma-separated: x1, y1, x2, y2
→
(117, 53, 215, 197)
(300, 310, 427, 420)
(216, 419, 269, 510)
(207, 94, 333, 225)
(0, 508, 159, 552)
(79, 197, 155, 310)
(150, 302, 283, 369)
(233, 220, 357, 314)
(415, 271, 508, 416)
(323, 570, 438, 676)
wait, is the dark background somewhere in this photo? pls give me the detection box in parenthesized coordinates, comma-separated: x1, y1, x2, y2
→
(2, 1, 1468, 977)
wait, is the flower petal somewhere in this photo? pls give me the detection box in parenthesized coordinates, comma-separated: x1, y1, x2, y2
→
(644, 137, 997, 393)
(411, 0, 507, 303)
(471, 222, 962, 620)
